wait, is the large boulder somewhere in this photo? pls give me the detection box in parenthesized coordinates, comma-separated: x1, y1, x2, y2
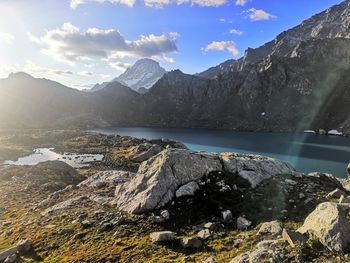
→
(298, 202, 350, 253)
(114, 149, 296, 214)
(221, 153, 295, 187)
(114, 149, 222, 214)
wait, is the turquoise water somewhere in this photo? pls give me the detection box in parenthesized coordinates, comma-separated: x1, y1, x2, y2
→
(93, 127, 350, 178)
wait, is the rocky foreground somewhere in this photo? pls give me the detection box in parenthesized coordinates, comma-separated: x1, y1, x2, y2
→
(0, 131, 350, 262)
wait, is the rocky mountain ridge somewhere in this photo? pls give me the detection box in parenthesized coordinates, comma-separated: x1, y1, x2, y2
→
(1, 1, 350, 134)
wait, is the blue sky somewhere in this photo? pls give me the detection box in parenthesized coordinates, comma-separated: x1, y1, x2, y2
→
(0, 0, 343, 89)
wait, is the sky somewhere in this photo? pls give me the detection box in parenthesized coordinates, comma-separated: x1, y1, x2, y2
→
(0, 0, 344, 89)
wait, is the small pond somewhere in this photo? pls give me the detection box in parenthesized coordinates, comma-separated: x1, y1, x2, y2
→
(3, 148, 104, 168)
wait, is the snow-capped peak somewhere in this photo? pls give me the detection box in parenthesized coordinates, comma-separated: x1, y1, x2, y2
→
(113, 58, 166, 91)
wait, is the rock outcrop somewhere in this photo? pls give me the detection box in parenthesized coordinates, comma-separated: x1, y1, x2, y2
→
(113, 149, 295, 214)
(114, 149, 222, 214)
(298, 202, 350, 253)
(221, 153, 294, 187)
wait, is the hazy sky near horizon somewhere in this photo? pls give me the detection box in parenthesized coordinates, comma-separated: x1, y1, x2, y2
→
(0, 0, 343, 89)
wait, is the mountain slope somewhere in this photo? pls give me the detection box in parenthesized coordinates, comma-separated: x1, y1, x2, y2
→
(199, 0, 350, 79)
(1, 1, 350, 134)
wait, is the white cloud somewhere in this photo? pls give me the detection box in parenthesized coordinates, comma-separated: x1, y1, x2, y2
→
(203, 41, 239, 56)
(229, 28, 243, 35)
(246, 8, 277, 21)
(144, 0, 227, 8)
(0, 32, 14, 44)
(77, 71, 94, 76)
(28, 22, 178, 65)
(235, 0, 248, 6)
(70, 0, 135, 8)
(109, 61, 131, 71)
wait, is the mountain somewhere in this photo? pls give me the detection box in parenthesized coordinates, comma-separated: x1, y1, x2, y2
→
(1, 1, 350, 135)
(199, 0, 350, 79)
(114, 58, 166, 91)
(89, 59, 166, 93)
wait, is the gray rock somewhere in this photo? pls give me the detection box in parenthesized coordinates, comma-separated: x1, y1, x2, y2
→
(257, 221, 282, 236)
(160, 210, 170, 220)
(181, 237, 203, 248)
(222, 210, 232, 222)
(16, 239, 32, 253)
(175, 181, 200, 198)
(114, 149, 222, 214)
(203, 222, 216, 231)
(285, 179, 297, 185)
(150, 231, 175, 243)
(230, 240, 282, 263)
(221, 153, 295, 188)
(0, 239, 32, 262)
(197, 229, 212, 240)
(298, 202, 350, 253)
(4, 254, 18, 263)
(237, 216, 252, 230)
(114, 148, 295, 214)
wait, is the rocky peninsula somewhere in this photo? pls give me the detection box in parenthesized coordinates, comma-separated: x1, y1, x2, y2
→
(0, 130, 349, 262)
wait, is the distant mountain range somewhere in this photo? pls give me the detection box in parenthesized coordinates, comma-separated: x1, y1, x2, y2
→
(1, 0, 350, 135)
(89, 58, 166, 93)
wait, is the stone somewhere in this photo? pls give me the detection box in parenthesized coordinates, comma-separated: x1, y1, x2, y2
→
(203, 222, 216, 231)
(160, 210, 170, 220)
(4, 254, 18, 263)
(131, 144, 164, 163)
(221, 153, 295, 188)
(257, 221, 282, 236)
(326, 188, 346, 199)
(150, 231, 175, 243)
(181, 237, 203, 248)
(197, 229, 212, 240)
(114, 149, 222, 214)
(16, 239, 32, 253)
(0, 239, 32, 261)
(339, 195, 350, 204)
(285, 179, 297, 185)
(230, 240, 282, 263)
(237, 216, 252, 230)
(114, 149, 296, 214)
(298, 202, 350, 253)
(175, 181, 200, 198)
(222, 210, 232, 222)
(282, 229, 307, 248)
